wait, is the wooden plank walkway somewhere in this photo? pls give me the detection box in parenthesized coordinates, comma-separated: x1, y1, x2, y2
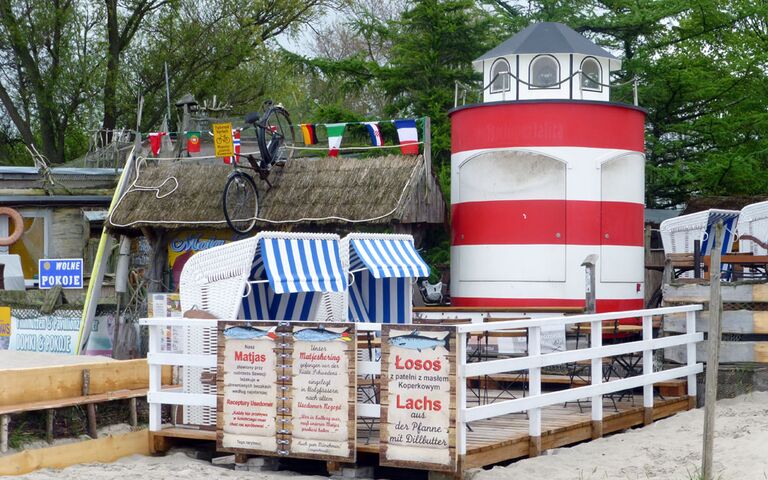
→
(355, 389, 691, 469)
(152, 389, 693, 471)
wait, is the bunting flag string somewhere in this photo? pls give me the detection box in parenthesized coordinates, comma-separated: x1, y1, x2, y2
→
(223, 129, 241, 164)
(139, 117, 423, 158)
(325, 123, 346, 157)
(148, 132, 166, 156)
(364, 122, 383, 146)
(300, 123, 318, 145)
(187, 131, 201, 153)
(393, 119, 419, 155)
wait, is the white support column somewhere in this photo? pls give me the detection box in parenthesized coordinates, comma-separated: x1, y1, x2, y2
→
(590, 320, 603, 438)
(456, 330, 467, 456)
(148, 324, 163, 431)
(528, 326, 542, 456)
(642, 315, 654, 424)
(686, 310, 698, 408)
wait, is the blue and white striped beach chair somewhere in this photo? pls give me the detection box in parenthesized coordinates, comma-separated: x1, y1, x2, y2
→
(178, 231, 349, 427)
(342, 233, 430, 324)
(239, 233, 348, 321)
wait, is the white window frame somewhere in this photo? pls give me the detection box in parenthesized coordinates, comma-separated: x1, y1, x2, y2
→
(529, 54, 561, 90)
(0, 208, 52, 286)
(489, 58, 511, 94)
(580, 57, 603, 92)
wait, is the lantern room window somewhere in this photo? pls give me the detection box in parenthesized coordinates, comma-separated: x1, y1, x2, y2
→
(490, 58, 511, 93)
(581, 57, 602, 91)
(530, 55, 559, 89)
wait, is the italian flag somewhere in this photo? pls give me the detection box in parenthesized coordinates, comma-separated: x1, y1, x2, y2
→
(326, 123, 346, 157)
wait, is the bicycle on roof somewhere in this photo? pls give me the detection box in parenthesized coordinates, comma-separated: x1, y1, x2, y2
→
(222, 100, 295, 234)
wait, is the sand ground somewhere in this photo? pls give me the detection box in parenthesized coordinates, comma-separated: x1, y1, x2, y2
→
(6, 393, 768, 480)
(473, 392, 768, 480)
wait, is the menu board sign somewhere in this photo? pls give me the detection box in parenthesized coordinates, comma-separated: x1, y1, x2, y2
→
(290, 324, 355, 459)
(217, 321, 356, 462)
(380, 325, 457, 472)
(217, 321, 280, 455)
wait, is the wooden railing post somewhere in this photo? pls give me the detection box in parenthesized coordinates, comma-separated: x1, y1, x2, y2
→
(528, 326, 542, 457)
(686, 310, 698, 409)
(148, 323, 162, 431)
(642, 315, 654, 425)
(456, 331, 467, 457)
(590, 320, 603, 439)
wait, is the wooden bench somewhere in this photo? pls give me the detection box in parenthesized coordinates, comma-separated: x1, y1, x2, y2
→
(703, 254, 768, 279)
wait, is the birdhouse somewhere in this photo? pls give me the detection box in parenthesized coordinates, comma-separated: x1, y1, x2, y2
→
(449, 22, 646, 314)
(474, 22, 621, 103)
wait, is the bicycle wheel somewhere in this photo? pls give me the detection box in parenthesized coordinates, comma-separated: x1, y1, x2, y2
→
(257, 106, 295, 167)
(222, 171, 259, 234)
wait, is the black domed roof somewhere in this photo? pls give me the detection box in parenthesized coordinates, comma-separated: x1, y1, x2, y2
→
(476, 22, 617, 61)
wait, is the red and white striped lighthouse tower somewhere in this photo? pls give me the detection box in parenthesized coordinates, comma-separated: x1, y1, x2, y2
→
(449, 22, 646, 313)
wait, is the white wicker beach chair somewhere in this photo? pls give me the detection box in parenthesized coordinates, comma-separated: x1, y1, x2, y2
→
(178, 231, 348, 426)
(738, 201, 768, 256)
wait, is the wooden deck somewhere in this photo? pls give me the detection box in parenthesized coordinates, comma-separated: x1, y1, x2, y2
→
(355, 389, 691, 469)
(151, 388, 694, 472)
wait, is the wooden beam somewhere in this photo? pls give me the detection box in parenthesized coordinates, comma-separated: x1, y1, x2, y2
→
(702, 222, 723, 480)
(643, 407, 653, 426)
(0, 414, 7, 453)
(83, 369, 98, 439)
(0, 359, 171, 407)
(0, 430, 150, 476)
(528, 436, 541, 458)
(591, 420, 603, 439)
(129, 398, 138, 427)
(0, 388, 150, 415)
(46, 410, 54, 444)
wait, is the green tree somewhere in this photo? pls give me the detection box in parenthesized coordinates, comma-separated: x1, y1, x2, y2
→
(294, 0, 495, 196)
(0, 0, 337, 164)
(0, 0, 101, 164)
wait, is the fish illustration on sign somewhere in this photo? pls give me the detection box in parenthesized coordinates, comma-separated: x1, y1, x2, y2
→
(293, 326, 352, 342)
(223, 325, 277, 340)
(388, 330, 450, 352)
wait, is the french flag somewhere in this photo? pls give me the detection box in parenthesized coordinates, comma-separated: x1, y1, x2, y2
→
(364, 122, 383, 146)
(394, 119, 419, 155)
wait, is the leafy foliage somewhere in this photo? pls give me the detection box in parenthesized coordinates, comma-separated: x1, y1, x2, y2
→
(1, 0, 768, 213)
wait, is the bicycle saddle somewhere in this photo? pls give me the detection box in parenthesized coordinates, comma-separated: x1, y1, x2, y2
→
(244, 111, 260, 124)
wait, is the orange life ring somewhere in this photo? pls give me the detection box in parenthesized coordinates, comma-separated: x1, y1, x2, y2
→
(0, 207, 23, 246)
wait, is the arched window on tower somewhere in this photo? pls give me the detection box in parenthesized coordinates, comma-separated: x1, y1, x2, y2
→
(529, 55, 559, 89)
(580, 57, 602, 92)
(490, 58, 511, 93)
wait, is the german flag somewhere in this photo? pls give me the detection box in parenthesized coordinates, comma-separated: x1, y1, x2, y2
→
(300, 123, 318, 145)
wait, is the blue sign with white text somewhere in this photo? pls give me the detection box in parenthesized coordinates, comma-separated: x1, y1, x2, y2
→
(38, 258, 84, 289)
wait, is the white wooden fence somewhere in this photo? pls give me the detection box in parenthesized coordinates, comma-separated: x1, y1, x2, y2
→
(140, 304, 703, 454)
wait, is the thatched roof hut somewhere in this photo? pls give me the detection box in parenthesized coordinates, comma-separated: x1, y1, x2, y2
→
(106, 154, 445, 235)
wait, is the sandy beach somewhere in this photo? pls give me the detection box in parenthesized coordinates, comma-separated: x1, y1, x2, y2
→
(10, 451, 328, 480)
(474, 392, 768, 480)
(6, 393, 768, 480)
